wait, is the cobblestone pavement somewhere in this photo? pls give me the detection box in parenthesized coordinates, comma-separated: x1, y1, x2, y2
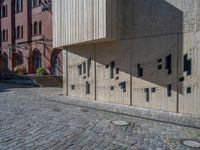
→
(0, 83, 200, 150)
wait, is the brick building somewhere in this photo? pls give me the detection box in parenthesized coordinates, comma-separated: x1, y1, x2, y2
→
(0, 0, 62, 76)
(53, 0, 200, 116)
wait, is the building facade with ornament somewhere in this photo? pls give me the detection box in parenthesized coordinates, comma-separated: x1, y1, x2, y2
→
(0, 0, 62, 76)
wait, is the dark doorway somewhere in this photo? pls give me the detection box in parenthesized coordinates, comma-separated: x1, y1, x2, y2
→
(16, 51, 23, 66)
(2, 53, 8, 72)
(33, 50, 41, 73)
(52, 55, 62, 76)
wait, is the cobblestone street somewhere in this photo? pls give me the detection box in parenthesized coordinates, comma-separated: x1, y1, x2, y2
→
(0, 83, 200, 150)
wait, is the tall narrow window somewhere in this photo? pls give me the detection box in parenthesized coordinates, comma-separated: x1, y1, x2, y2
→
(21, 26, 23, 38)
(137, 64, 143, 77)
(78, 64, 82, 75)
(167, 84, 172, 97)
(83, 62, 86, 74)
(17, 26, 20, 39)
(3, 30, 5, 41)
(86, 82, 90, 94)
(32, 0, 37, 7)
(165, 54, 172, 75)
(184, 54, 192, 76)
(6, 29, 8, 41)
(110, 61, 115, 79)
(87, 58, 91, 77)
(16, 0, 23, 12)
(144, 88, 150, 102)
(39, 21, 42, 34)
(2, 5, 6, 17)
(34, 22, 38, 35)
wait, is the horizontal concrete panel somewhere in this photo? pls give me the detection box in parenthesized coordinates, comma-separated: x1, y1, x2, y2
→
(53, 0, 110, 48)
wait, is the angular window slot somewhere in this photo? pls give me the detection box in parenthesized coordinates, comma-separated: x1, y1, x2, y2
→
(86, 82, 90, 94)
(187, 87, 192, 94)
(151, 88, 156, 93)
(87, 58, 91, 77)
(83, 62, 86, 74)
(144, 88, 150, 102)
(119, 81, 126, 93)
(137, 64, 143, 77)
(78, 65, 82, 75)
(184, 54, 192, 76)
(110, 86, 114, 91)
(167, 84, 172, 97)
(110, 61, 115, 79)
(165, 54, 172, 75)
(71, 85, 75, 90)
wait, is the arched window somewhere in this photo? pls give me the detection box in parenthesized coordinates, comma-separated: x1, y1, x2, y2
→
(32, 0, 37, 7)
(16, 0, 23, 12)
(3, 30, 5, 41)
(39, 21, 42, 34)
(5, 5, 7, 16)
(21, 26, 23, 38)
(2, 5, 6, 17)
(17, 26, 20, 38)
(34, 22, 38, 35)
(16, 51, 23, 66)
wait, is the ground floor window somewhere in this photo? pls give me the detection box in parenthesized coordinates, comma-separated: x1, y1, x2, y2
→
(2, 53, 8, 71)
(16, 51, 23, 66)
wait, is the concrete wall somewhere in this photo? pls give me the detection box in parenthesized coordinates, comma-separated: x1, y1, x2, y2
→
(55, 0, 200, 115)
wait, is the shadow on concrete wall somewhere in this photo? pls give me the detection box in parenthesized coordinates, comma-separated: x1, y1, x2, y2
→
(66, 0, 184, 94)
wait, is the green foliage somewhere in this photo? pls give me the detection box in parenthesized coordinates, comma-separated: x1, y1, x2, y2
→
(36, 67, 46, 76)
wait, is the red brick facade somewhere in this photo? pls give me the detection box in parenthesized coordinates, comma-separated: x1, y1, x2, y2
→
(0, 0, 62, 76)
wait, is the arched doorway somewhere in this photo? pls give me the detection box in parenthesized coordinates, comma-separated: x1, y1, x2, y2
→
(2, 53, 8, 72)
(33, 50, 41, 73)
(51, 55, 62, 76)
(51, 49, 62, 76)
(16, 51, 23, 66)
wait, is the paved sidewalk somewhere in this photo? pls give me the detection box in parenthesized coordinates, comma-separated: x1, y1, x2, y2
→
(0, 83, 200, 150)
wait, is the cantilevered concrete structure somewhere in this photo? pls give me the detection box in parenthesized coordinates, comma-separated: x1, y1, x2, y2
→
(53, 0, 200, 115)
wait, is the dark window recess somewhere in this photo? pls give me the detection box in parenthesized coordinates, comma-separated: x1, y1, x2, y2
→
(116, 76, 119, 80)
(144, 88, 150, 102)
(157, 59, 162, 63)
(71, 85, 75, 90)
(184, 54, 192, 76)
(105, 64, 109, 69)
(165, 54, 172, 75)
(119, 81, 126, 92)
(110, 86, 114, 91)
(158, 65, 162, 70)
(151, 88, 156, 93)
(83, 76, 86, 79)
(86, 82, 90, 94)
(110, 61, 115, 79)
(167, 84, 172, 97)
(78, 64, 82, 75)
(186, 87, 192, 94)
(83, 62, 86, 74)
(137, 64, 143, 77)
(87, 58, 91, 77)
(179, 77, 184, 82)
(116, 68, 119, 75)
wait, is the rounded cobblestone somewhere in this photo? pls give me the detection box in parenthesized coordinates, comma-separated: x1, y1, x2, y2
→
(0, 83, 200, 150)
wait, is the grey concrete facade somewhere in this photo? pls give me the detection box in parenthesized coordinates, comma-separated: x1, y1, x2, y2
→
(53, 0, 200, 116)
